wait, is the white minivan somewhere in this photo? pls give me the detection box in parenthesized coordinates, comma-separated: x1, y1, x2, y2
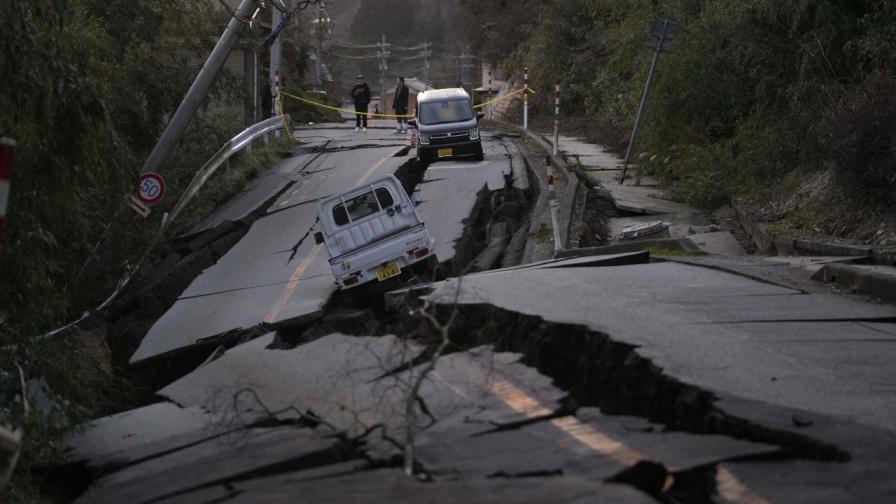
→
(314, 175, 436, 289)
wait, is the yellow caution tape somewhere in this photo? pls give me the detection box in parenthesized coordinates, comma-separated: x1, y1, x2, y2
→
(276, 95, 298, 143)
(473, 87, 532, 109)
(279, 87, 536, 120)
(279, 91, 414, 118)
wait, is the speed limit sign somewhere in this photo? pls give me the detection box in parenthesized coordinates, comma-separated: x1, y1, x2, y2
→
(138, 172, 166, 205)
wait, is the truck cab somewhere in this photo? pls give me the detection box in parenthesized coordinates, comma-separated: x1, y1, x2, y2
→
(314, 175, 435, 290)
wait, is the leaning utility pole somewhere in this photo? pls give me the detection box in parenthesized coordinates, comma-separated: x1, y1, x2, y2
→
(140, 0, 258, 176)
(270, 6, 283, 115)
(620, 17, 679, 183)
(315, 2, 324, 89)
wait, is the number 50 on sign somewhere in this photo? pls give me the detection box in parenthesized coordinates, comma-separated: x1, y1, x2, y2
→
(138, 172, 166, 206)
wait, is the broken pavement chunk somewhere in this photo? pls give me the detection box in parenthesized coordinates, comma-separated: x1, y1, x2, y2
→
(620, 220, 671, 240)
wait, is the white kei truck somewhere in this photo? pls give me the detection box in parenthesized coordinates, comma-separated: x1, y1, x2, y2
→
(314, 175, 437, 290)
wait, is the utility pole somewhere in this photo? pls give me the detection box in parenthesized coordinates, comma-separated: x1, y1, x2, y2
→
(620, 17, 679, 183)
(488, 68, 494, 120)
(270, 6, 283, 111)
(315, 2, 323, 89)
(458, 49, 475, 91)
(377, 34, 391, 107)
(421, 40, 432, 86)
(140, 0, 258, 176)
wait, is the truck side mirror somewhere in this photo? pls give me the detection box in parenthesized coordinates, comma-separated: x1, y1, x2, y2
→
(476, 112, 485, 121)
(314, 231, 324, 245)
(411, 191, 422, 206)
(408, 119, 417, 128)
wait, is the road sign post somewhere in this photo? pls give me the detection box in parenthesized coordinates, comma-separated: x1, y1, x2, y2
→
(620, 17, 679, 184)
(129, 194, 151, 218)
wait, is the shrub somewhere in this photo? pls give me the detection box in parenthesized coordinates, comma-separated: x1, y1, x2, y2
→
(827, 74, 896, 205)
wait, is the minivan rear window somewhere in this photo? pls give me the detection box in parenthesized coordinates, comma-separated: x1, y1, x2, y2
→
(333, 187, 394, 226)
(419, 99, 474, 125)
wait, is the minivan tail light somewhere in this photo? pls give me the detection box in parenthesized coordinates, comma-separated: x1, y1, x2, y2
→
(408, 247, 429, 259)
(343, 273, 361, 286)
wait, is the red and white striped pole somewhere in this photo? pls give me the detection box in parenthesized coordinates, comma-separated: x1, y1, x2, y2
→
(546, 155, 562, 252)
(0, 138, 15, 246)
(274, 69, 281, 137)
(553, 79, 560, 156)
(523, 66, 529, 130)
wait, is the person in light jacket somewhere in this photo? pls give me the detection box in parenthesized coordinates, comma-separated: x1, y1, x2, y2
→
(350, 75, 371, 132)
(392, 77, 410, 134)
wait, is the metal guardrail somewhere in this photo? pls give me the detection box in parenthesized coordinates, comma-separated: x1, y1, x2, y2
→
(39, 115, 292, 341)
(166, 115, 288, 227)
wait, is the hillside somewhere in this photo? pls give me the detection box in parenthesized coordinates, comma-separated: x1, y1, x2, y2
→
(453, 0, 896, 246)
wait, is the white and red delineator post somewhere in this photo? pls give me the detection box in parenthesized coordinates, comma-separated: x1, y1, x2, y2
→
(0, 138, 15, 244)
(274, 69, 281, 137)
(523, 67, 529, 130)
(553, 79, 560, 156)
(546, 155, 562, 252)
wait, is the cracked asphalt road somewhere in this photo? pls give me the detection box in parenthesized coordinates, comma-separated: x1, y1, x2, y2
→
(129, 126, 513, 364)
(65, 124, 896, 503)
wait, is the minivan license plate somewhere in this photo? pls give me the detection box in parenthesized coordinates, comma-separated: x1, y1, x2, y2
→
(437, 148, 453, 158)
(376, 262, 401, 281)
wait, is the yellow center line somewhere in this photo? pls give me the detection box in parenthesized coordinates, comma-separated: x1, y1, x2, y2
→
(487, 378, 767, 504)
(264, 244, 323, 324)
(355, 146, 405, 188)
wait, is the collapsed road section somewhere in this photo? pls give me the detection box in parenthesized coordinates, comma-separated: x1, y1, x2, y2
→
(57, 125, 896, 504)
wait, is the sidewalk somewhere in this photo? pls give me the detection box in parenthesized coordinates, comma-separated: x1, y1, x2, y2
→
(543, 134, 746, 255)
(541, 132, 896, 301)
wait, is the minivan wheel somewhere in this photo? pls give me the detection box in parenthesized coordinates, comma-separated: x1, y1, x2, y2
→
(418, 146, 432, 163)
(473, 143, 484, 161)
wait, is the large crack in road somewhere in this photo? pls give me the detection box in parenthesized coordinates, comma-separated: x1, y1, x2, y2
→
(57, 128, 896, 503)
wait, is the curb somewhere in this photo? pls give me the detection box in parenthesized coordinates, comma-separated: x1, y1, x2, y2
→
(554, 237, 700, 259)
(732, 200, 896, 265)
(494, 120, 581, 250)
(811, 263, 896, 303)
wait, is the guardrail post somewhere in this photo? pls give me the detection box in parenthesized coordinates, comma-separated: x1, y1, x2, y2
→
(553, 79, 560, 157)
(0, 138, 15, 248)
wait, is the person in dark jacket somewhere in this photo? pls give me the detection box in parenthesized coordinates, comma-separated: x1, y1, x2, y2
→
(392, 77, 410, 134)
(350, 75, 371, 132)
